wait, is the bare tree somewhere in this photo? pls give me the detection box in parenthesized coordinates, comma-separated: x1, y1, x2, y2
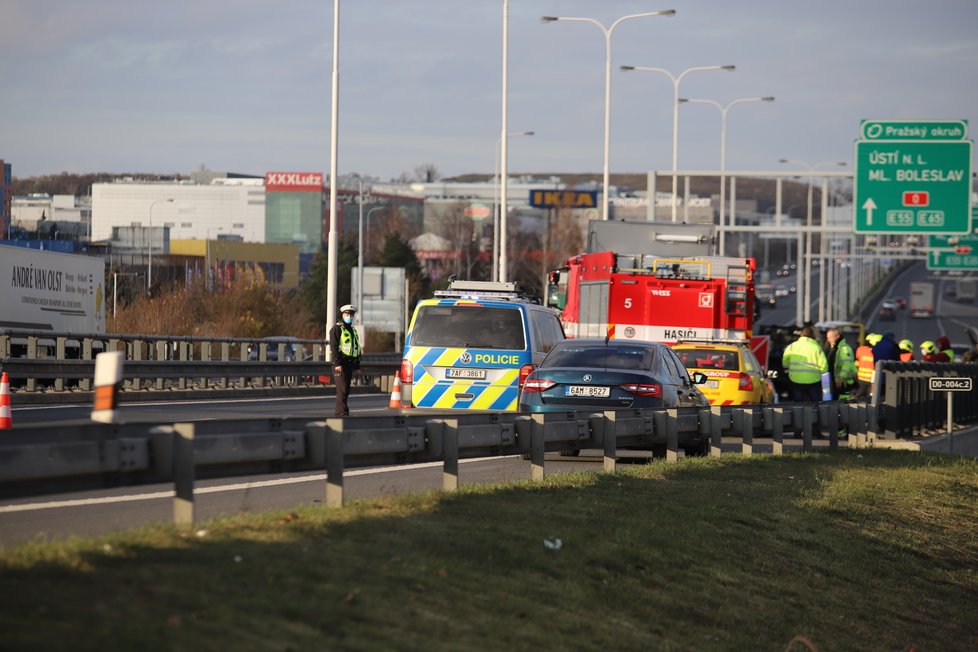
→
(413, 163, 440, 183)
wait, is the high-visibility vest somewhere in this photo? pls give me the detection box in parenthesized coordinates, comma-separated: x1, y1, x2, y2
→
(899, 351, 913, 362)
(782, 337, 827, 384)
(940, 347, 955, 362)
(856, 344, 875, 383)
(833, 339, 857, 385)
(339, 324, 360, 358)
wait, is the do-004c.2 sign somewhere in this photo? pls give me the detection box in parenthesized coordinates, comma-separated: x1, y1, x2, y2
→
(928, 377, 973, 392)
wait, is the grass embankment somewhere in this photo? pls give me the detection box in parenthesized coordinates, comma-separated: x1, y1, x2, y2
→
(2, 449, 977, 651)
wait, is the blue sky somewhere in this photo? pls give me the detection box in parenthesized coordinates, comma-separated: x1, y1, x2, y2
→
(3, 0, 977, 182)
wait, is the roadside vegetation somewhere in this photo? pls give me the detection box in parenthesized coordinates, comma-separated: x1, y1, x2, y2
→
(2, 449, 976, 651)
(107, 230, 429, 350)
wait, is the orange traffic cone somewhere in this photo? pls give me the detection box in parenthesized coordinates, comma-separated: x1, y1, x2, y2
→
(389, 375, 402, 409)
(0, 372, 12, 429)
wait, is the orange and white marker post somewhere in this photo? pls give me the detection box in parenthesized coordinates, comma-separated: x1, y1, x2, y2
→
(0, 371, 12, 429)
(91, 352, 124, 424)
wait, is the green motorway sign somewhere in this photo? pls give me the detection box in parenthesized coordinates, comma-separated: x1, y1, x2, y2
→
(854, 119, 973, 234)
(860, 119, 968, 141)
(927, 221, 978, 270)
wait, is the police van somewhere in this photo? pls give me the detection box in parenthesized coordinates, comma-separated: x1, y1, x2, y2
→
(399, 280, 565, 411)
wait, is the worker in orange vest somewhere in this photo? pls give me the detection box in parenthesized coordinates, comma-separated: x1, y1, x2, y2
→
(898, 339, 914, 362)
(852, 333, 880, 400)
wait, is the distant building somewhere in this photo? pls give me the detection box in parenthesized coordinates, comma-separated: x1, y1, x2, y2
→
(91, 176, 267, 245)
(264, 172, 324, 253)
(10, 194, 91, 240)
(168, 239, 302, 289)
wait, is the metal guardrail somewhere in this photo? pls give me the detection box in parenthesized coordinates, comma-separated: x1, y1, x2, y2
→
(876, 361, 978, 438)
(2, 362, 976, 527)
(0, 328, 401, 397)
(0, 358, 400, 396)
(1, 402, 884, 518)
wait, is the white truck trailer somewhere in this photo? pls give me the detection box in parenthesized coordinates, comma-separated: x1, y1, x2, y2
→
(955, 278, 976, 303)
(909, 281, 935, 318)
(0, 245, 106, 333)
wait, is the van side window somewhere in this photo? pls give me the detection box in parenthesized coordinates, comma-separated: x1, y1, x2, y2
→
(530, 311, 563, 354)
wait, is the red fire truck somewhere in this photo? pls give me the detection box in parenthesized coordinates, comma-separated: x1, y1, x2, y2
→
(547, 251, 757, 345)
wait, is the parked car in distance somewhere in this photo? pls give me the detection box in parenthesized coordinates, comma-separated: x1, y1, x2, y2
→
(878, 301, 897, 321)
(247, 337, 304, 361)
(672, 340, 776, 406)
(756, 283, 777, 306)
(886, 296, 907, 309)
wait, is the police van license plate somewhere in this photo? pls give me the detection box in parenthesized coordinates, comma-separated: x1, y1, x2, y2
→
(446, 368, 486, 380)
(565, 385, 610, 398)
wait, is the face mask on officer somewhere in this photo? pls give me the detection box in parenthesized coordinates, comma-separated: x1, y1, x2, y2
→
(343, 314, 353, 325)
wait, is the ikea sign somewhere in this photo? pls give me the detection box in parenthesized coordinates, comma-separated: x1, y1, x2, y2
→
(528, 190, 599, 209)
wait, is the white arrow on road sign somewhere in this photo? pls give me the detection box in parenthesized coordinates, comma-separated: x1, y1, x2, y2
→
(862, 197, 877, 226)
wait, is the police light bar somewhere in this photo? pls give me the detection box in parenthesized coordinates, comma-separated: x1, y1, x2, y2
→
(655, 234, 707, 243)
(447, 280, 520, 293)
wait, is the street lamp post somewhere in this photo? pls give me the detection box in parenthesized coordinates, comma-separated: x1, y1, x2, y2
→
(494, 130, 534, 283)
(679, 96, 774, 254)
(779, 159, 846, 325)
(621, 64, 735, 221)
(147, 198, 174, 292)
(357, 178, 365, 330)
(326, 0, 341, 337)
(542, 10, 675, 222)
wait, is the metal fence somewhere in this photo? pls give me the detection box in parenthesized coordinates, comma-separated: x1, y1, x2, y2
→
(0, 328, 400, 397)
(3, 346, 977, 528)
(0, 401, 884, 519)
(876, 361, 978, 438)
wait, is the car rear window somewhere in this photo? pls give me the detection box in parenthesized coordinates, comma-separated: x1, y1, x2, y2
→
(410, 305, 525, 349)
(542, 345, 653, 370)
(675, 349, 739, 370)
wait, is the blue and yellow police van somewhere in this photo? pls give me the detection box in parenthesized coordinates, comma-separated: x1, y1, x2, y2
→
(399, 280, 565, 411)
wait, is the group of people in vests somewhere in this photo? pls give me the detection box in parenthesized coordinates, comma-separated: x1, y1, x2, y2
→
(853, 332, 959, 400)
(780, 326, 859, 402)
(782, 327, 967, 403)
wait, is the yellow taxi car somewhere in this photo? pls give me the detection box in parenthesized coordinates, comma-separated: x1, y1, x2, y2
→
(672, 339, 776, 406)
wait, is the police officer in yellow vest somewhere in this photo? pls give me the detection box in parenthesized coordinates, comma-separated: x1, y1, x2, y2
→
(781, 326, 829, 402)
(329, 304, 362, 417)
